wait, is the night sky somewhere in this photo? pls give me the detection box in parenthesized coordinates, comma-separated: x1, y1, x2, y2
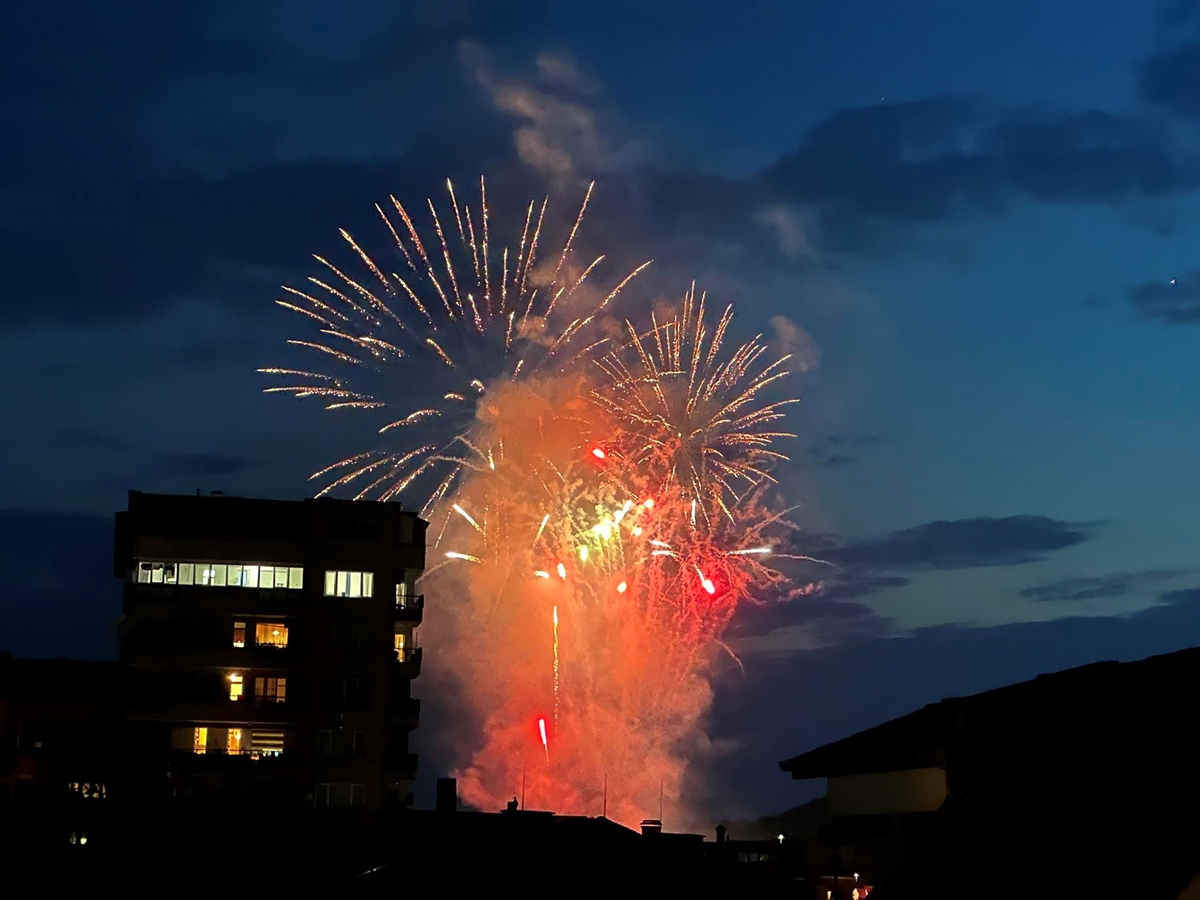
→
(4, 1, 1200, 819)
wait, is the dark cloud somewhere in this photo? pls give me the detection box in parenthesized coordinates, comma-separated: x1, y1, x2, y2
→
(694, 590, 1200, 820)
(1020, 569, 1184, 603)
(1122, 271, 1200, 324)
(1140, 42, 1200, 118)
(727, 578, 903, 640)
(1160, 586, 1200, 605)
(803, 434, 880, 468)
(771, 103, 1198, 248)
(53, 431, 256, 479)
(822, 515, 1095, 571)
(150, 453, 255, 478)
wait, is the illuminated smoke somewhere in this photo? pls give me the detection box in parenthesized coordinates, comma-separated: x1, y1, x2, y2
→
(262, 180, 814, 825)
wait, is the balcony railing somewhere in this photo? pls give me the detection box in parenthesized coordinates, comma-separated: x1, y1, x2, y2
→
(384, 752, 418, 776)
(394, 594, 424, 622)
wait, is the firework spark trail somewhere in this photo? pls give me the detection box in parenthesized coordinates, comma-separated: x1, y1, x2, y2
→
(552, 604, 560, 726)
(263, 178, 818, 826)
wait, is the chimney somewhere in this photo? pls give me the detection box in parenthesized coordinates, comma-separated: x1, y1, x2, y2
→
(640, 819, 662, 836)
(715, 824, 727, 844)
(435, 777, 457, 813)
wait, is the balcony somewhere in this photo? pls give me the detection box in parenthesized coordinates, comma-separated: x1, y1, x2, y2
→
(394, 594, 424, 624)
(128, 700, 298, 724)
(384, 752, 418, 780)
(393, 646, 423, 678)
(169, 748, 292, 772)
(388, 697, 420, 729)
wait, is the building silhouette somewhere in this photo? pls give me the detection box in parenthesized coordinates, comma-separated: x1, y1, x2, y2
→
(780, 646, 1200, 899)
(114, 490, 427, 809)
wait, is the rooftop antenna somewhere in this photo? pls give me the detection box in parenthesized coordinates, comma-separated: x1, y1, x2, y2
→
(521, 765, 526, 811)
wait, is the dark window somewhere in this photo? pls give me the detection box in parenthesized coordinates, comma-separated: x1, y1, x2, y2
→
(328, 519, 379, 541)
(352, 731, 367, 757)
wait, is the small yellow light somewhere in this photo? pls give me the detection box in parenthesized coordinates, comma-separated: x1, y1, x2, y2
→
(578, 546, 588, 562)
(617, 581, 627, 594)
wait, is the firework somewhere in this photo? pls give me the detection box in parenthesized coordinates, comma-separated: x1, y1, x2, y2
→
(261, 176, 650, 516)
(263, 179, 814, 826)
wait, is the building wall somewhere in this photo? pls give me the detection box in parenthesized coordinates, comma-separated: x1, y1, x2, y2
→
(115, 491, 426, 810)
(826, 767, 947, 817)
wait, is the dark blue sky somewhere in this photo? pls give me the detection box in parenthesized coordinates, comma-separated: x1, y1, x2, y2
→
(3, 0, 1200, 817)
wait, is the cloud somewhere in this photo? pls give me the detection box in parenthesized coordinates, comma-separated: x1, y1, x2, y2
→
(1140, 40, 1200, 118)
(462, 42, 645, 183)
(768, 102, 1199, 249)
(53, 430, 257, 479)
(1020, 569, 1185, 603)
(1160, 586, 1200, 605)
(770, 316, 821, 372)
(822, 515, 1096, 571)
(1122, 271, 1200, 324)
(697, 589, 1200, 820)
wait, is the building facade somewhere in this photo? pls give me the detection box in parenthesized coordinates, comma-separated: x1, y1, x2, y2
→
(114, 490, 426, 810)
(779, 647, 1200, 899)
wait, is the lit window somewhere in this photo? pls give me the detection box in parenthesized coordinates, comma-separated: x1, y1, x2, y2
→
(250, 730, 285, 758)
(395, 582, 408, 607)
(67, 782, 106, 799)
(255, 623, 288, 648)
(178, 563, 194, 585)
(194, 727, 208, 753)
(228, 674, 244, 701)
(227, 564, 244, 587)
(325, 571, 374, 598)
(232, 622, 246, 648)
(394, 631, 406, 662)
(254, 677, 287, 703)
(163, 564, 177, 585)
(288, 567, 304, 589)
(199, 564, 227, 587)
(246, 565, 261, 588)
(228, 728, 242, 754)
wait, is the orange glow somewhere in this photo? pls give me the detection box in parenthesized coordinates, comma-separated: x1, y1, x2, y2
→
(261, 179, 810, 829)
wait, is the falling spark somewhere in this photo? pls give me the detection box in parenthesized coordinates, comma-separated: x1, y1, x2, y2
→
(534, 570, 551, 579)
(552, 605, 560, 726)
(617, 581, 627, 594)
(556, 563, 567, 580)
(445, 551, 481, 563)
(538, 717, 549, 763)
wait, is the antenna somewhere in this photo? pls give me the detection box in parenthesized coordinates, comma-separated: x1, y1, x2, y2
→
(521, 765, 526, 811)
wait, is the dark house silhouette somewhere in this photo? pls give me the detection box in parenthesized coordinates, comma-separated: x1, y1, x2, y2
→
(780, 646, 1200, 899)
